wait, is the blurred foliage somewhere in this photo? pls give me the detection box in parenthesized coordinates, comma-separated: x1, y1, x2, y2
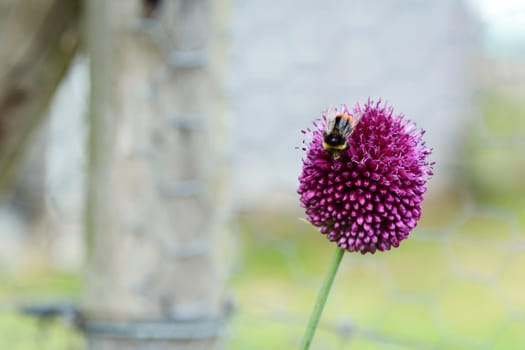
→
(0, 312, 83, 350)
(0, 272, 83, 349)
(466, 91, 525, 204)
(0, 271, 80, 301)
(0, 196, 524, 349)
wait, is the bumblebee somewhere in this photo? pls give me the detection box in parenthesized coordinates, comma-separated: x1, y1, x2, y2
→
(322, 107, 362, 159)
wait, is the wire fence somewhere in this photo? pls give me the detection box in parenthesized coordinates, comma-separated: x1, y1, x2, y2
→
(229, 189, 525, 349)
(2, 0, 525, 349)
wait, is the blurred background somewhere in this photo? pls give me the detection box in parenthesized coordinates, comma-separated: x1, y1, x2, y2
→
(0, 0, 524, 349)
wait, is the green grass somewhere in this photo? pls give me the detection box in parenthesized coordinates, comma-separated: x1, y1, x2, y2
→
(0, 197, 523, 350)
(227, 199, 525, 350)
(0, 312, 84, 350)
(0, 271, 83, 349)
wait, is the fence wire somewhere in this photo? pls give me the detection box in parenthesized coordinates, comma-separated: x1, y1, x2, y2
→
(1, 0, 525, 350)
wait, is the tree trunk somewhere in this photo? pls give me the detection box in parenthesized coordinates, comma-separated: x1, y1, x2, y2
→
(85, 1, 231, 349)
(0, 0, 81, 195)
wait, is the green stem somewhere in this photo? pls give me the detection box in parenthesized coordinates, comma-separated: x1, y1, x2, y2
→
(300, 246, 345, 349)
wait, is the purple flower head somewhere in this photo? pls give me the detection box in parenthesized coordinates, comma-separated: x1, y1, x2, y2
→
(298, 100, 434, 254)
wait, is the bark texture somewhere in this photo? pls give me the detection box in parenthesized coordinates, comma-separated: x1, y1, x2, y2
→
(0, 0, 81, 195)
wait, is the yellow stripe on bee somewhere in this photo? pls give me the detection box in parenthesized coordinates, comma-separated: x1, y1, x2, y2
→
(323, 142, 347, 151)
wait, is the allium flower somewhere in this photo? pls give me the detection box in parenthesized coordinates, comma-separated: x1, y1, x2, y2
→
(298, 100, 433, 254)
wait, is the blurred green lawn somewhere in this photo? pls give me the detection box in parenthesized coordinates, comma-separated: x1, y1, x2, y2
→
(227, 195, 525, 350)
(0, 197, 523, 350)
(0, 271, 83, 349)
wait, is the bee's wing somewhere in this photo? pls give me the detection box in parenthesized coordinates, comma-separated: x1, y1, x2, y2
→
(324, 107, 338, 133)
(350, 112, 364, 129)
(339, 112, 363, 138)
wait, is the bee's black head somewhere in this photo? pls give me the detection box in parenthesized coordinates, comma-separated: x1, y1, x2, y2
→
(323, 133, 346, 147)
